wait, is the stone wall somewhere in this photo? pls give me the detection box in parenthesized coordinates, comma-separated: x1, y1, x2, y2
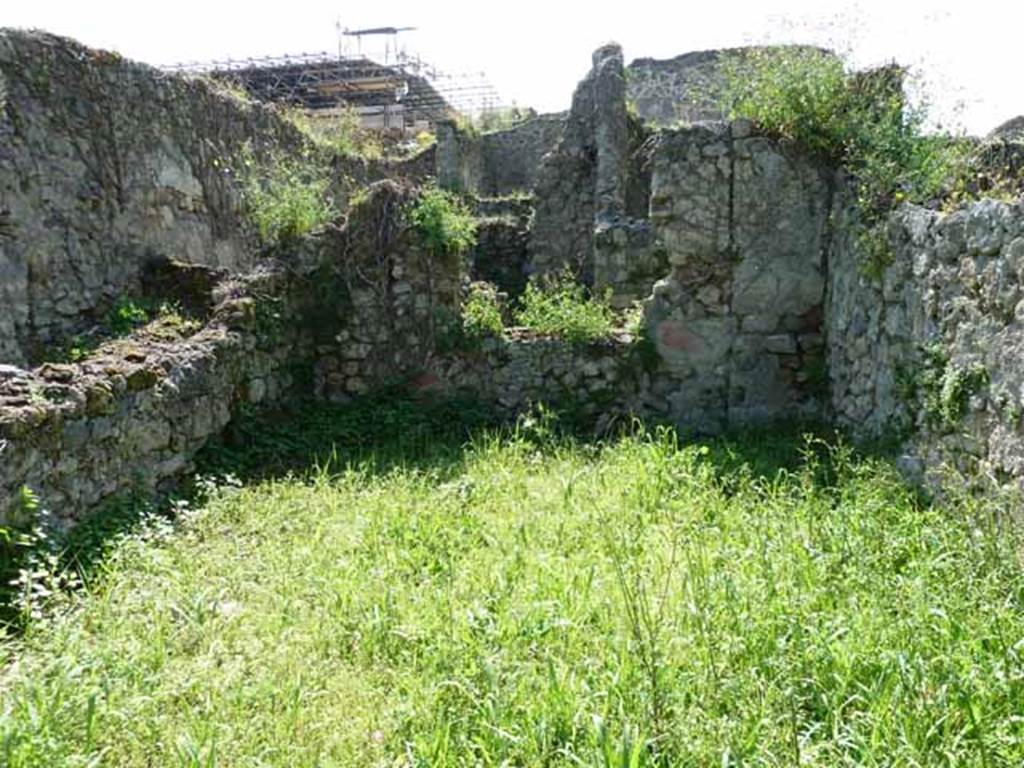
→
(530, 44, 648, 282)
(9, 30, 1024, 526)
(639, 121, 831, 429)
(468, 197, 533, 298)
(0, 29, 423, 369)
(435, 115, 564, 197)
(0, 30, 311, 366)
(0, 177, 464, 524)
(0, 262, 316, 525)
(313, 181, 463, 402)
(480, 115, 565, 196)
(827, 195, 1024, 485)
(431, 330, 650, 425)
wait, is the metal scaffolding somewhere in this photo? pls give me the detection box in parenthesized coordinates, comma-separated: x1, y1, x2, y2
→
(163, 27, 504, 130)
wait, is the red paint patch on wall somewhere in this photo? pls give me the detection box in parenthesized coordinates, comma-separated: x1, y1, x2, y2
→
(409, 372, 442, 393)
(657, 320, 703, 353)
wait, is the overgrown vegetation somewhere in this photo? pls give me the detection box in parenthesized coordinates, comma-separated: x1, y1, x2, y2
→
(283, 105, 384, 161)
(913, 344, 991, 431)
(461, 281, 505, 339)
(3, 401, 1024, 765)
(514, 269, 616, 343)
(239, 143, 337, 246)
(720, 49, 958, 210)
(718, 48, 1022, 275)
(436, 282, 507, 354)
(408, 186, 478, 261)
(895, 343, 993, 432)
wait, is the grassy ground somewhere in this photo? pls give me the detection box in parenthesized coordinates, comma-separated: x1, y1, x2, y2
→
(1, 401, 1024, 766)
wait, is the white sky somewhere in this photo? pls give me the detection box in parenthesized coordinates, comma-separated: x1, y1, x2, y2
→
(2, 1, 1022, 135)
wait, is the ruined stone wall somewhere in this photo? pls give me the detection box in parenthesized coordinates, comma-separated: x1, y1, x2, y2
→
(430, 330, 651, 424)
(0, 263, 317, 524)
(0, 29, 417, 369)
(434, 115, 564, 197)
(627, 50, 730, 126)
(435, 121, 484, 193)
(827, 195, 1024, 485)
(479, 115, 565, 195)
(530, 44, 640, 282)
(468, 197, 533, 299)
(11, 29, 1024, 525)
(313, 182, 463, 402)
(0, 30, 315, 366)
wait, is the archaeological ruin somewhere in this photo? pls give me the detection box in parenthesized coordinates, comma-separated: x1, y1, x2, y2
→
(2, 29, 1024, 525)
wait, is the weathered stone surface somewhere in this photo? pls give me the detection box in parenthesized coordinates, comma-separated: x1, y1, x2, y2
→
(989, 116, 1024, 141)
(0, 30, 312, 366)
(0, 261, 315, 523)
(435, 114, 565, 197)
(827, 190, 1024, 490)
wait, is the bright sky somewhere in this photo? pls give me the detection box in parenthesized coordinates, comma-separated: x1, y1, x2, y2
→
(3, 1, 1022, 135)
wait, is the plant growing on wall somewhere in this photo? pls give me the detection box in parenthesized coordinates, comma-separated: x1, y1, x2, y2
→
(461, 282, 505, 339)
(914, 344, 990, 431)
(719, 49, 963, 208)
(514, 270, 615, 344)
(436, 282, 506, 354)
(408, 187, 478, 262)
(281, 104, 384, 161)
(717, 48, 992, 276)
(239, 143, 337, 246)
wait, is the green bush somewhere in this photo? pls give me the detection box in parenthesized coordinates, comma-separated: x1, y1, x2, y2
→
(514, 270, 615, 343)
(105, 298, 150, 336)
(408, 187, 477, 260)
(719, 48, 966, 220)
(286, 105, 384, 160)
(461, 282, 504, 339)
(435, 283, 505, 354)
(472, 105, 536, 133)
(240, 144, 337, 245)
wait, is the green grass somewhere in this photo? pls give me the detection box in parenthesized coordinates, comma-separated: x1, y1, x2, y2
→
(2, 404, 1024, 766)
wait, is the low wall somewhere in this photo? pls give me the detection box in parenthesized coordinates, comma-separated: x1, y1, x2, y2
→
(0, 263, 314, 524)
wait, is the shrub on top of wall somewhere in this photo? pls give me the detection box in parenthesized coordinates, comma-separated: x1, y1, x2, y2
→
(716, 48, 999, 278)
(718, 48, 964, 214)
(514, 270, 615, 344)
(281, 104, 384, 161)
(239, 143, 337, 246)
(461, 282, 505, 339)
(408, 187, 478, 262)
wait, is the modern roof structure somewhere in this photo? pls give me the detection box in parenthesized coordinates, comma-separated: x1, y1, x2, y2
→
(165, 27, 502, 132)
